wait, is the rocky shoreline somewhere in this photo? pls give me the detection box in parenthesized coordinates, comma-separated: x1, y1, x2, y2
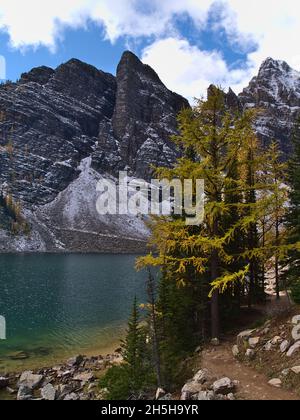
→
(0, 352, 123, 400)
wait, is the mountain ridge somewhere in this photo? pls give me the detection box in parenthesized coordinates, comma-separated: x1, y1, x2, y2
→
(0, 53, 299, 252)
(0, 51, 188, 252)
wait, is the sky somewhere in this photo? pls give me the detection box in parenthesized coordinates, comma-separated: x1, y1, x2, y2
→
(0, 0, 300, 101)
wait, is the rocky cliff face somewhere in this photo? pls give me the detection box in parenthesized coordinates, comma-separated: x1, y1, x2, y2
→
(0, 54, 299, 252)
(0, 52, 188, 252)
(92, 51, 189, 179)
(239, 58, 300, 154)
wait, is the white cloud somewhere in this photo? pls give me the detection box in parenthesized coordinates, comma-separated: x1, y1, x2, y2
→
(0, 0, 93, 50)
(221, 0, 300, 73)
(0, 0, 299, 97)
(0, 0, 215, 49)
(0, 55, 6, 79)
(142, 37, 254, 101)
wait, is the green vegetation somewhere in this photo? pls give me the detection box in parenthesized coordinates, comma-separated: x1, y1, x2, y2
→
(100, 298, 155, 400)
(0, 192, 30, 235)
(285, 119, 300, 295)
(103, 88, 300, 399)
(291, 280, 300, 305)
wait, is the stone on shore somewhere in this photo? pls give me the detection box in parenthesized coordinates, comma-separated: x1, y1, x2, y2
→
(67, 355, 84, 367)
(0, 377, 9, 389)
(73, 372, 94, 383)
(64, 392, 80, 401)
(17, 385, 33, 401)
(18, 371, 43, 390)
(41, 383, 57, 400)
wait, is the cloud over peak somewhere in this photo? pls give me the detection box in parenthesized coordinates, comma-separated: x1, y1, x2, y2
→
(0, 0, 299, 98)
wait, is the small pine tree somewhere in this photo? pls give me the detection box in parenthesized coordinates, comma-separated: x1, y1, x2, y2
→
(100, 297, 154, 399)
(121, 296, 147, 384)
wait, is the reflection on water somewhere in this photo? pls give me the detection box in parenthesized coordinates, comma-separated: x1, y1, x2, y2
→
(0, 254, 147, 372)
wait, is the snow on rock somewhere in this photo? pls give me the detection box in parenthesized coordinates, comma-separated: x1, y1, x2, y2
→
(239, 58, 300, 156)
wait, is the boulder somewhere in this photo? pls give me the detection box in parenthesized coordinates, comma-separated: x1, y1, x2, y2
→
(245, 349, 256, 360)
(155, 388, 166, 400)
(232, 345, 240, 357)
(268, 378, 282, 388)
(6, 387, 16, 395)
(287, 341, 300, 357)
(17, 385, 33, 401)
(0, 377, 9, 389)
(41, 383, 57, 400)
(291, 366, 300, 374)
(158, 393, 173, 401)
(249, 337, 260, 348)
(181, 382, 203, 400)
(195, 346, 202, 354)
(88, 382, 97, 392)
(67, 355, 84, 367)
(58, 384, 77, 400)
(211, 338, 220, 346)
(264, 341, 273, 351)
(280, 340, 290, 353)
(64, 393, 80, 401)
(193, 369, 209, 384)
(212, 377, 235, 395)
(292, 324, 300, 341)
(292, 315, 300, 325)
(271, 336, 282, 345)
(18, 371, 43, 390)
(237, 330, 255, 346)
(281, 369, 290, 377)
(198, 391, 215, 401)
(73, 372, 94, 383)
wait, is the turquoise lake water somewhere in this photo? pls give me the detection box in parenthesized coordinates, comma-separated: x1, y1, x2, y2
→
(0, 254, 147, 372)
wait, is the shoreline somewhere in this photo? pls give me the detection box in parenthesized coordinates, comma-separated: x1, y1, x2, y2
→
(0, 349, 124, 400)
(0, 337, 124, 375)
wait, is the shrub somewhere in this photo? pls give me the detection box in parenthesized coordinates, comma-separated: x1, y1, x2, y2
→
(291, 280, 300, 305)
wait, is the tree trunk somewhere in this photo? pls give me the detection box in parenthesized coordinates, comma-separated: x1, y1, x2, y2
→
(211, 249, 220, 339)
(147, 269, 163, 388)
(275, 217, 280, 300)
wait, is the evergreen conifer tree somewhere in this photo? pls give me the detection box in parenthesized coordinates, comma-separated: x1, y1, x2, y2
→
(285, 119, 300, 294)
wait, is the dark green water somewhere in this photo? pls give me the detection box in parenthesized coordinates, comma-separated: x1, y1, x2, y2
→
(0, 254, 147, 372)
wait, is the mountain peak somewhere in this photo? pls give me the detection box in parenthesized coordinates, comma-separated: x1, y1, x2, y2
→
(239, 57, 300, 157)
(258, 57, 297, 77)
(119, 50, 141, 65)
(57, 58, 103, 76)
(20, 66, 55, 85)
(117, 50, 162, 85)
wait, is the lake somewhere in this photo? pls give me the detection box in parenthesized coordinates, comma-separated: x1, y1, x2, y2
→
(0, 254, 147, 373)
